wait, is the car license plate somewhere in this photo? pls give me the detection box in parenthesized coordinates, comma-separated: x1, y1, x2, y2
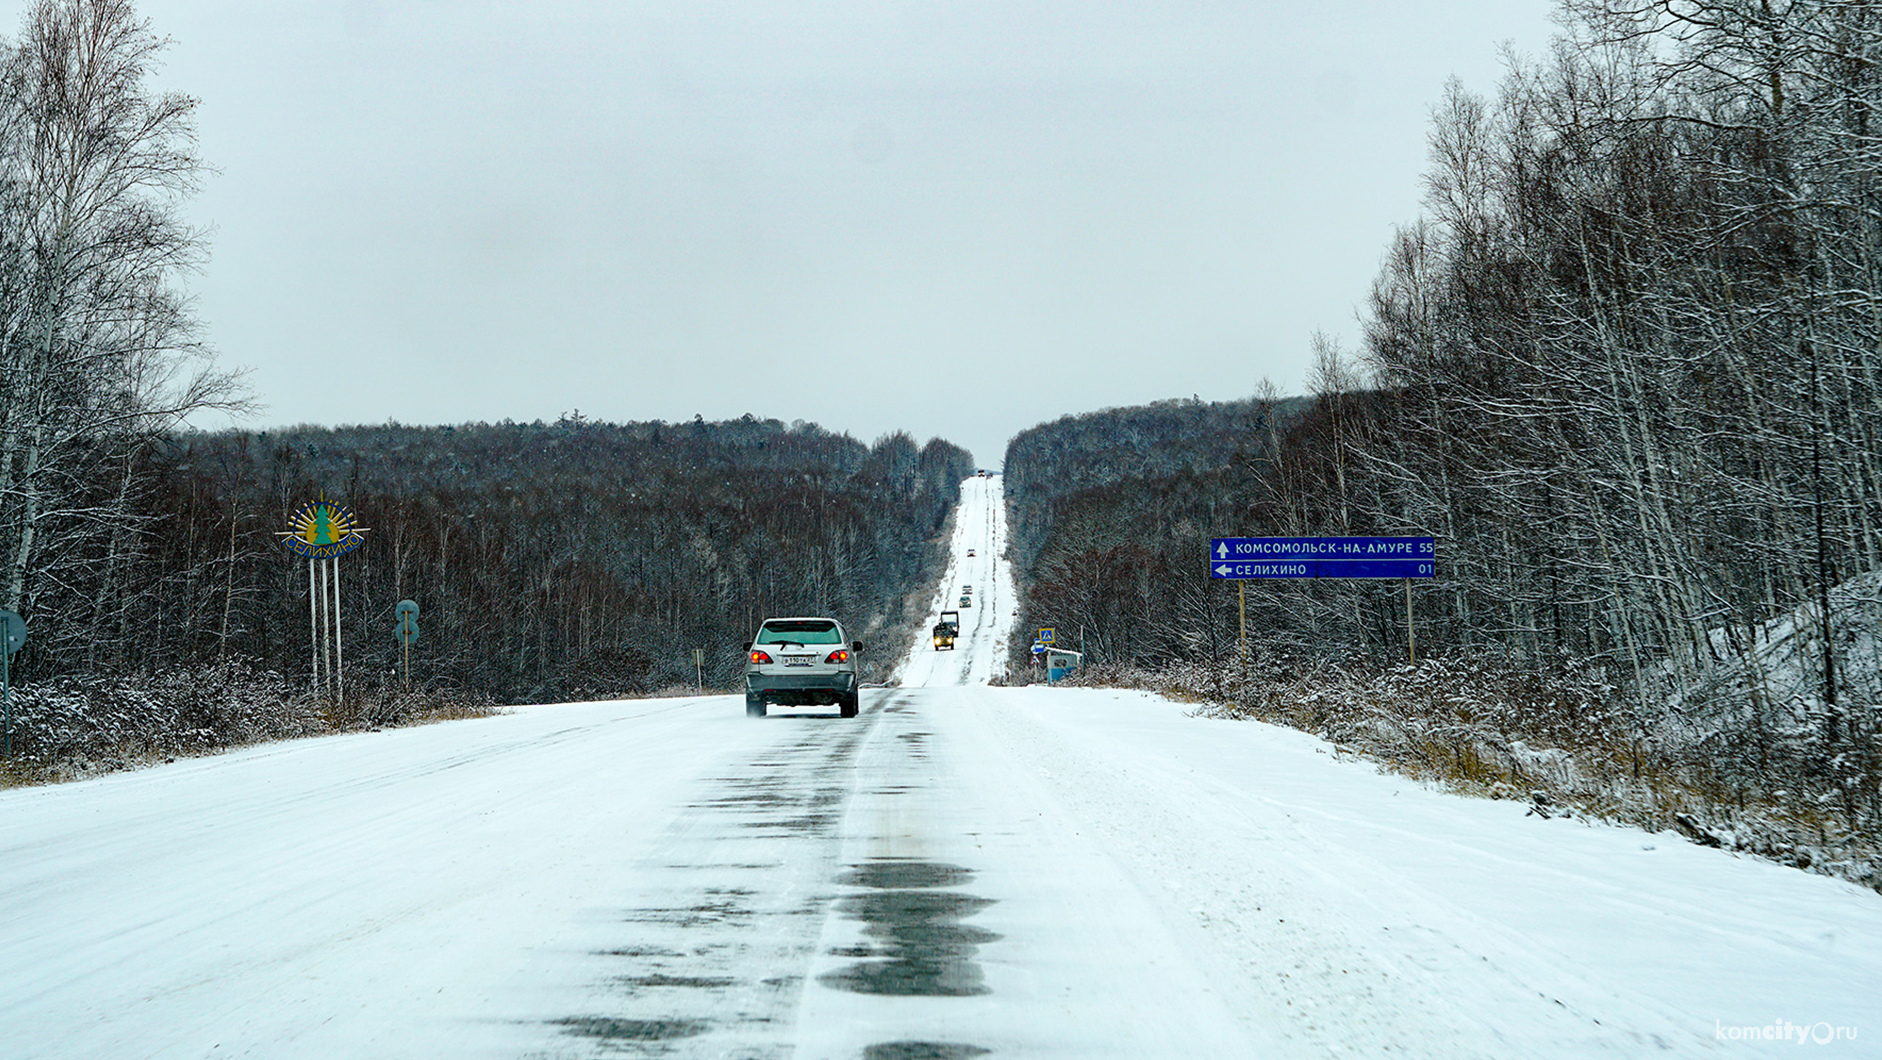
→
(784, 654, 815, 667)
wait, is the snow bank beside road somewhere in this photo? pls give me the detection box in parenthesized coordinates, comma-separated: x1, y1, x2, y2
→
(977, 686, 1882, 1056)
(0, 695, 768, 1060)
(1106, 642, 1882, 890)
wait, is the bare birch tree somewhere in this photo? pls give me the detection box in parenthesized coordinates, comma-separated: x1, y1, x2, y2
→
(0, 0, 244, 652)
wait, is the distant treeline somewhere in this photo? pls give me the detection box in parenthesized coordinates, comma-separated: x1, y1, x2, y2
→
(27, 415, 972, 702)
(1002, 390, 1415, 666)
(1003, 394, 1311, 575)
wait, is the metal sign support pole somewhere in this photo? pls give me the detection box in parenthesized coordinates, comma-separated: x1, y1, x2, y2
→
(330, 558, 344, 702)
(1237, 581, 1248, 664)
(317, 558, 324, 694)
(309, 558, 321, 695)
(1404, 577, 1416, 665)
(394, 600, 419, 693)
(0, 610, 23, 758)
(321, 559, 332, 697)
(319, 558, 326, 697)
(322, 558, 333, 696)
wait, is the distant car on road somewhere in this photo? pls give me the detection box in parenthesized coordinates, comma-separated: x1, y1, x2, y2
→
(959, 594, 972, 607)
(966, 549, 976, 557)
(744, 617, 862, 718)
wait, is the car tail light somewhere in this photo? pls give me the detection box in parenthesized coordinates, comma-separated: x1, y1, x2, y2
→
(750, 650, 773, 664)
(824, 649, 850, 664)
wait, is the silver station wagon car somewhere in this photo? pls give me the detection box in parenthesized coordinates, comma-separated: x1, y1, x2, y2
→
(744, 616, 863, 718)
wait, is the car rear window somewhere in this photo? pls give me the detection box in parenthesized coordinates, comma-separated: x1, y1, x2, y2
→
(755, 620, 841, 645)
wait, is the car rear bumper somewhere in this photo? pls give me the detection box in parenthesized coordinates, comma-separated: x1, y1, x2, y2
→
(747, 672, 856, 693)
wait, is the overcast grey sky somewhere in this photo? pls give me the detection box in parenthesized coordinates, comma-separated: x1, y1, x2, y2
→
(117, 0, 1557, 467)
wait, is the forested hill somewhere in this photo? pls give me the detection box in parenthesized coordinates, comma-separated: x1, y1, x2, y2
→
(1000, 394, 1316, 665)
(1002, 395, 1309, 573)
(58, 415, 973, 701)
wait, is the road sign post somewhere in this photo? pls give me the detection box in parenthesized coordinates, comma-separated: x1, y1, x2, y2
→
(0, 610, 23, 757)
(395, 600, 419, 689)
(693, 648, 705, 693)
(1208, 537, 1435, 663)
(1238, 581, 1247, 663)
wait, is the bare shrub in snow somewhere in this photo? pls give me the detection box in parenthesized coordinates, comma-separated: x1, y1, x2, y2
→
(0, 660, 498, 787)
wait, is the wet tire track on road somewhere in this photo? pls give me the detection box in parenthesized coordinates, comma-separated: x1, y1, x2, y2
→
(538, 697, 889, 1058)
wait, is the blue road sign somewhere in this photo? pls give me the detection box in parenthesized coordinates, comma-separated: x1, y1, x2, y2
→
(1209, 537, 1435, 579)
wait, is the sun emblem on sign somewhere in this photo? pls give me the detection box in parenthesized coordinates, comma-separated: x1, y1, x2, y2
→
(279, 498, 368, 559)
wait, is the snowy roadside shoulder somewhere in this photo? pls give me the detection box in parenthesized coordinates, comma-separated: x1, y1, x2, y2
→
(0, 659, 499, 789)
(983, 684, 1882, 1057)
(1054, 655, 1882, 895)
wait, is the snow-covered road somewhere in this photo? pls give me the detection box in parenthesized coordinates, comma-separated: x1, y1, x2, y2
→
(896, 475, 1017, 689)
(3, 475, 1880, 1058)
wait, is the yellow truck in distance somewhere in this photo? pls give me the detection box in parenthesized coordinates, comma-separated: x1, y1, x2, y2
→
(932, 610, 961, 650)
